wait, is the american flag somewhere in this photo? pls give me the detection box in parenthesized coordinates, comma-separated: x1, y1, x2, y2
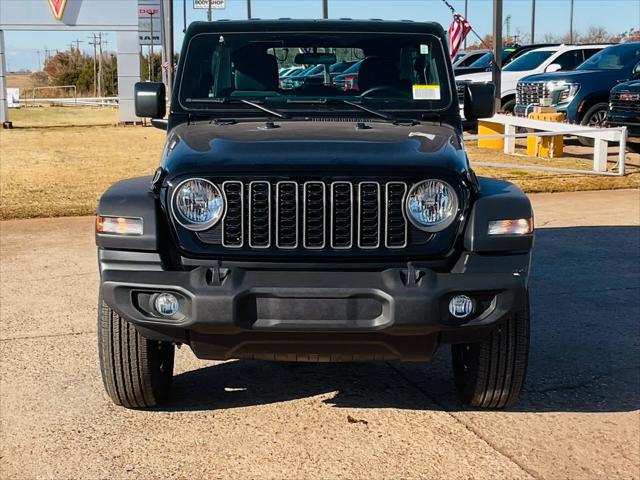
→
(447, 13, 472, 60)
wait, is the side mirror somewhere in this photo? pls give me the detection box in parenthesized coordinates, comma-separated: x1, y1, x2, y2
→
(134, 82, 166, 119)
(545, 63, 562, 73)
(463, 82, 496, 120)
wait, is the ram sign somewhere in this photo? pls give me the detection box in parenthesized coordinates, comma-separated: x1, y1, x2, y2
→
(139, 0, 162, 46)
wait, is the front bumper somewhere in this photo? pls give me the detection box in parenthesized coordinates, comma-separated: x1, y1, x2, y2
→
(607, 111, 640, 137)
(100, 250, 530, 361)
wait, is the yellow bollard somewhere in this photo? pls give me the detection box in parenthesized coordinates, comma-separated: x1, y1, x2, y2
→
(477, 121, 505, 150)
(527, 112, 565, 158)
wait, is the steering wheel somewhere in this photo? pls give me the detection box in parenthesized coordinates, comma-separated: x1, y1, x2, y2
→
(360, 85, 408, 98)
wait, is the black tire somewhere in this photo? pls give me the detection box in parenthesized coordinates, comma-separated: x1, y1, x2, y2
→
(578, 102, 609, 147)
(451, 295, 530, 409)
(98, 299, 175, 408)
(500, 98, 516, 114)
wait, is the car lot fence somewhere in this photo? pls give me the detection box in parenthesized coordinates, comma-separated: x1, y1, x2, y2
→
(464, 114, 628, 176)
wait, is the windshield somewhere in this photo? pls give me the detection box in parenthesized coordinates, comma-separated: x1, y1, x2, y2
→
(178, 32, 453, 116)
(503, 50, 555, 71)
(578, 43, 640, 71)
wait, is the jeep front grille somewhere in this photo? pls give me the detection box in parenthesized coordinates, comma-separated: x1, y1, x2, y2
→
(210, 180, 410, 251)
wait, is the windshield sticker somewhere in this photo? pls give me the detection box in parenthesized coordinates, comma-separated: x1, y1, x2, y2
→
(412, 84, 441, 100)
(420, 44, 430, 55)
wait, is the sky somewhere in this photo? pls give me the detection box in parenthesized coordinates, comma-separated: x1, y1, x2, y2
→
(4, 0, 640, 71)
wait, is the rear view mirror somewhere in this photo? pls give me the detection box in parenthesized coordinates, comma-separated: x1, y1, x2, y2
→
(545, 63, 562, 73)
(294, 52, 337, 65)
(134, 82, 166, 119)
(463, 83, 496, 120)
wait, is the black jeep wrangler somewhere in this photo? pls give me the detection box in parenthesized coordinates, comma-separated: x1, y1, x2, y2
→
(96, 20, 534, 409)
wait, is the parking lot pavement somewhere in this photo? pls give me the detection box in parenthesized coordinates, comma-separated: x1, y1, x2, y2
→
(1, 189, 638, 479)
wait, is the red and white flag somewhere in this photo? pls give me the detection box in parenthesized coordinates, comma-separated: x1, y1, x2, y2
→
(447, 13, 472, 60)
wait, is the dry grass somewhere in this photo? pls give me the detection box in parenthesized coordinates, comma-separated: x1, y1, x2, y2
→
(1, 108, 164, 219)
(7, 105, 119, 128)
(0, 107, 638, 220)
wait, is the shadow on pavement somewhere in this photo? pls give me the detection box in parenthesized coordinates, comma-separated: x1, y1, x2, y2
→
(162, 226, 640, 414)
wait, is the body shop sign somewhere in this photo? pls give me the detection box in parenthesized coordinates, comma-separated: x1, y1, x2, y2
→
(194, 0, 225, 9)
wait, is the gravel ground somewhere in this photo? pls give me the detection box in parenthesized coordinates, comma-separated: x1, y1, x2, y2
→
(1, 189, 639, 479)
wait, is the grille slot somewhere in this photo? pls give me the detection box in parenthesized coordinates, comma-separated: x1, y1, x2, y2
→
(330, 182, 354, 249)
(249, 181, 271, 248)
(358, 182, 381, 249)
(303, 182, 326, 249)
(276, 181, 298, 249)
(221, 181, 243, 248)
(385, 182, 408, 248)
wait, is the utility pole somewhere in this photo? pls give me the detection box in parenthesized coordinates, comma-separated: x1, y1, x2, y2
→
(463, 0, 468, 49)
(36, 50, 42, 71)
(98, 33, 104, 98)
(183, 0, 187, 32)
(530, 0, 536, 43)
(492, 0, 503, 111)
(163, 0, 175, 95)
(208, 0, 212, 22)
(100, 36, 109, 97)
(149, 11, 155, 81)
(505, 14, 511, 43)
(322, 0, 328, 19)
(247, 0, 252, 19)
(569, 0, 574, 43)
(88, 34, 98, 97)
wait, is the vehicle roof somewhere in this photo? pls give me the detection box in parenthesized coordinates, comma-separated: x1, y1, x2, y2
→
(185, 19, 447, 37)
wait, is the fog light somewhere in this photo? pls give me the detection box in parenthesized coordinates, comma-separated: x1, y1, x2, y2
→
(449, 295, 474, 318)
(154, 293, 179, 317)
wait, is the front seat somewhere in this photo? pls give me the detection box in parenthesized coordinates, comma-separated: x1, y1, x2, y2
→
(232, 50, 279, 94)
(357, 56, 400, 93)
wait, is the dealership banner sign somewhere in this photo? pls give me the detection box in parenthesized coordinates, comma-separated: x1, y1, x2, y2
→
(139, 0, 162, 46)
(193, 0, 225, 9)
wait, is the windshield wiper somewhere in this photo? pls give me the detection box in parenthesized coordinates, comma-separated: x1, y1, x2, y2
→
(185, 97, 289, 119)
(340, 99, 397, 122)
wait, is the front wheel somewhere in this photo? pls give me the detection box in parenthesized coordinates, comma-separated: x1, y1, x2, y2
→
(578, 102, 609, 147)
(500, 98, 516, 114)
(451, 295, 530, 409)
(98, 298, 175, 408)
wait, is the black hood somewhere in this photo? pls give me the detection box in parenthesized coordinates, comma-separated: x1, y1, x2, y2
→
(161, 120, 468, 180)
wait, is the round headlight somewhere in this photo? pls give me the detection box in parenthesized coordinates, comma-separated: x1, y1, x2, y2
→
(171, 178, 225, 231)
(405, 180, 459, 232)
